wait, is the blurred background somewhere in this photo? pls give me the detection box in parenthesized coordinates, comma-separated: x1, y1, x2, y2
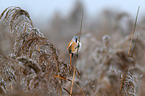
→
(1, 0, 145, 95)
(0, 0, 145, 59)
(0, 0, 145, 60)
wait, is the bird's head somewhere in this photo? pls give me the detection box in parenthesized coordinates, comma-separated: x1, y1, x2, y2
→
(72, 36, 79, 43)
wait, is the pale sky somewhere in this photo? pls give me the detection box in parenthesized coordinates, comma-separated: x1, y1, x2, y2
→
(0, 0, 145, 21)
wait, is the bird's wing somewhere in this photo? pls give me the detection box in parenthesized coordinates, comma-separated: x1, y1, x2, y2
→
(69, 42, 78, 54)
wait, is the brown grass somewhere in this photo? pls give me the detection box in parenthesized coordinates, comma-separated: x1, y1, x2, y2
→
(0, 5, 145, 96)
(0, 6, 75, 96)
(120, 6, 140, 93)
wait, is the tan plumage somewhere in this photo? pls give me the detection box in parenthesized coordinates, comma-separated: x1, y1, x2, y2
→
(68, 41, 79, 54)
(67, 36, 81, 70)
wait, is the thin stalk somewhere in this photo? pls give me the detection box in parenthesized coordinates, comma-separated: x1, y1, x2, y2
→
(70, 11, 84, 96)
(120, 6, 140, 93)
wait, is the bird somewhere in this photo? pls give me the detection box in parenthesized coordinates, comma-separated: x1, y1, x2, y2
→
(67, 36, 81, 70)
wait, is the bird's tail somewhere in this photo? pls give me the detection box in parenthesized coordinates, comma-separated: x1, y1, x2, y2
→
(70, 54, 72, 70)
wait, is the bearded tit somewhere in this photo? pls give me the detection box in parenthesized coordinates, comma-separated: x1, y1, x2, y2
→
(67, 36, 81, 70)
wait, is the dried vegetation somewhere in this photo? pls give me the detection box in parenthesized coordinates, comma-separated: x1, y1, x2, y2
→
(0, 5, 145, 96)
(0, 7, 74, 96)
